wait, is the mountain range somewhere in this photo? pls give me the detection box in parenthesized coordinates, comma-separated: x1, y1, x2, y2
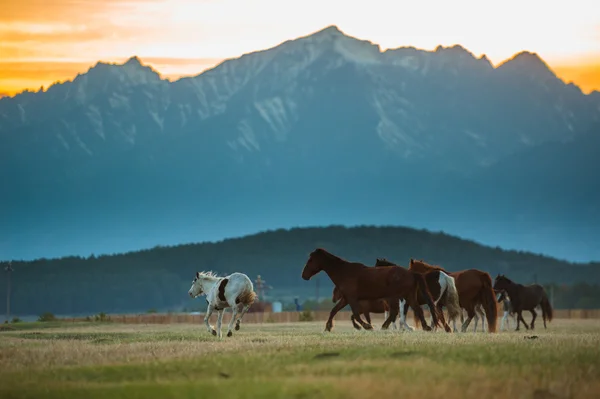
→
(1, 25, 599, 262)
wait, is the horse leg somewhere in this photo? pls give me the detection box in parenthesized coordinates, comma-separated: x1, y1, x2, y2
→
(351, 315, 362, 330)
(408, 296, 431, 332)
(235, 304, 248, 331)
(226, 304, 240, 337)
(364, 312, 372, 326)
(385, 310, 398, 330)
(399, 299, 414, 331)
(204, 305, 216, 335)
(501, 311, 509, 331)
(460, 306, 476, 332)
(516, 311, 529, 330)
(325, 298, 348, 332)
(530, 309, 537, 330)
(381, 300, 398, 330)
(457, 309, 465, 332)
(216, 309, 224, 338)
(347, 299, 373, 330)
(428, 305, 438, 332)
(475, 306, 485, 332)
(437, 304, 452, 333)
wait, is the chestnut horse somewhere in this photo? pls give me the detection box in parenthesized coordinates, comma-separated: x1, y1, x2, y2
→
(375, 258, 461, 333)
(332, 286, 397, 330)
(493, 274, 553, 330)
(301, 248, 441, 332)
(408, 259, 498, 333)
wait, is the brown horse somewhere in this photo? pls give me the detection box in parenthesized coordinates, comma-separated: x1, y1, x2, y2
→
(493, 274, 553, 330)
(408, 259, 498, 333)
(301, 248, 441, 332)
(375, 258, 461, 333)
(332, 286, 397, 330)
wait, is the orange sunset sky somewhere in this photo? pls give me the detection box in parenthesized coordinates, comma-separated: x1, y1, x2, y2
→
(1, 0, 599, 97)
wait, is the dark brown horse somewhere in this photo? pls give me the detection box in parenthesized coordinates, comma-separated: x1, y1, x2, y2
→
(408, 259, 498, 333)
(375, 258, 461, 333)
(301, 248, 441, 332)
(332, 286, 397, 330)
(493, 274, 553, 330)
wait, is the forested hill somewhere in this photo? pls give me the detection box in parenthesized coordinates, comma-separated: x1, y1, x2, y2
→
(1, 225, 598, 316)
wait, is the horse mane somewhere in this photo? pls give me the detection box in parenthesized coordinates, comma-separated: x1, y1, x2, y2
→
(312, 248, 346, 263)
(375, 258, 397, 266)
(196, 271, 220, 281)
(496, 274, 515, 284)
(410, 258, 448, 273)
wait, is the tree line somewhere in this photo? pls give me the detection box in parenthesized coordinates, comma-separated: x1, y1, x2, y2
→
(1, 225, 599, 317)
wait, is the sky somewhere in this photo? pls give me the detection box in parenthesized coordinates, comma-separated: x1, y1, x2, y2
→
(1, 0, 599, 97)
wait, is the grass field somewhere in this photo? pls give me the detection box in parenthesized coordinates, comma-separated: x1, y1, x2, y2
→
(1, 318, 599, 399)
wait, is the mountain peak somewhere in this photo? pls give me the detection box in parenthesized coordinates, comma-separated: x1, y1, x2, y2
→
(124, 56, 143, 67)
(313, 25, 344, 37)
(497, 51, 556, 79)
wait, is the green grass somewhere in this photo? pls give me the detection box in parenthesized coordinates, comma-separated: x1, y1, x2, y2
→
(1, 319, 599, 398)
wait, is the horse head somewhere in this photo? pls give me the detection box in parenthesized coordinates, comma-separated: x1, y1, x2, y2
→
(493, 274, 512, 292)
(188, 271, 217, 298)
(301, 248, 327, 280)
(494, 288, 507, 303)
(188, 271, 203, 298)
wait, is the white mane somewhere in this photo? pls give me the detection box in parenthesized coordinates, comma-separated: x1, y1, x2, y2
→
(196, 271, 220, 281)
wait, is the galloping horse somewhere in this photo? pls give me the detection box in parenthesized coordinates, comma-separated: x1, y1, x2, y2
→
(331, 286, 397, 330)
(188, 271, 257, 338)
(408, 259, 498, 333)
(493, 274, 553, 330)
(301, 248, 441, 332)
(375, 258, 461, 332)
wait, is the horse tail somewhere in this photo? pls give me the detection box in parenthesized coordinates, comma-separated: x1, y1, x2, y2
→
(540, 292, 553, 322)
(414, 273, 441, 329)
(479, 273, 498, 333)
(443, 274, 462, 322)
(237, 290, 257, 306)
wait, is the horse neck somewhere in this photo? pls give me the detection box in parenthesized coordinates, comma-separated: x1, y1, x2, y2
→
(317, 254, 355, 285)
(199, 277, 219, 292)
(503, 281, 520, 298)
(411, 262, 439, 274)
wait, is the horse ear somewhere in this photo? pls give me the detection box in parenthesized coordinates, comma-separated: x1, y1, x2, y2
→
(196, 271, 200, 278)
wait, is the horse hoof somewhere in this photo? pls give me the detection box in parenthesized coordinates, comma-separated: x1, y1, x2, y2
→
(227, 331, 233, 337)
(364, 324, 373, 330)
(235, 324, 240, 331)
(211, 330, 217, 336)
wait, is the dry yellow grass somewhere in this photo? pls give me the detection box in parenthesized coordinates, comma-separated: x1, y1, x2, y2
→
(0, 318, 599, 398)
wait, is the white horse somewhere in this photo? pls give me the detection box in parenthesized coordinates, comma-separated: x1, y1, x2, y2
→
(497, 290, 517, 331)
(397, 271, 461, 332)
(188, 271, 257, 338)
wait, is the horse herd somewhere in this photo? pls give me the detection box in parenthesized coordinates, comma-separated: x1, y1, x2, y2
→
(188, 248, 554, 338)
